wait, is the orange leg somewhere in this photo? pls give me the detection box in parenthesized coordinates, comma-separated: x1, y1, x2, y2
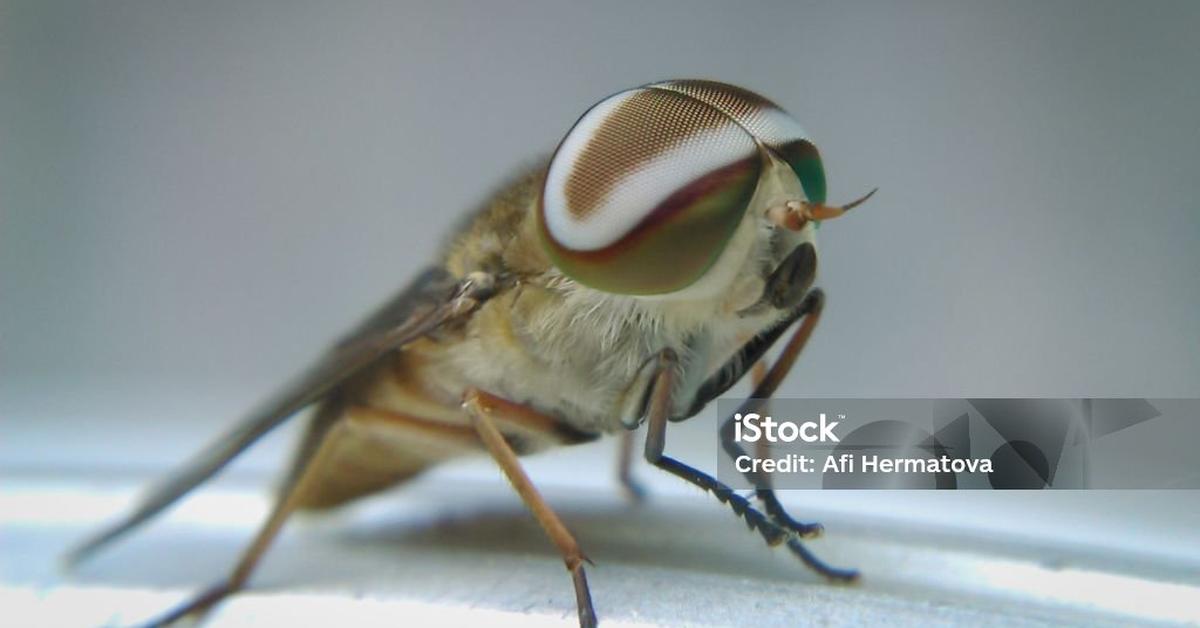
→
(462, 388, 598, 628)
(142, 403, 493, 626)
(143, 416, 356, 626)
(726, 290, 826, 537)
(751, 360, 772, 464)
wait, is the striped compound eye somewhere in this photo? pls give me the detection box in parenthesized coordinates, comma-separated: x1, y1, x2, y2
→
(538, 80, 827, 295)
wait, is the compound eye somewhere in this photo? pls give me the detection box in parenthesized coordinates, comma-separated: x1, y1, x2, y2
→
(650, 80, 827, 204)
(539, 86, 762, 295)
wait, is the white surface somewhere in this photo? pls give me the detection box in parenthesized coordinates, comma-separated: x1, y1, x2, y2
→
(3, 432, 1199, 627)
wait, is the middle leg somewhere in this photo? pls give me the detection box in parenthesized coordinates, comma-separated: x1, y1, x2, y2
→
(462, 388, 599, 628)
(614, 428, 647, 502)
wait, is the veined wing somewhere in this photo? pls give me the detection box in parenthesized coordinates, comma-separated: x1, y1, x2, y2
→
(66, 267, 496, 565)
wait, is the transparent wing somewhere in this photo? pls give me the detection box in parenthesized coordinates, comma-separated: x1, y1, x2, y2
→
(66, 267, 494, 565)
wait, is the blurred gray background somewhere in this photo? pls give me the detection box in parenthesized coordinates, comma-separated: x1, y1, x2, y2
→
(2, 1, 1199, 472)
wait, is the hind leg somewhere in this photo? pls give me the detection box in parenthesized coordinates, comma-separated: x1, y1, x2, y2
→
(142, 406, 477, 626)
(143, 417, 353, 626)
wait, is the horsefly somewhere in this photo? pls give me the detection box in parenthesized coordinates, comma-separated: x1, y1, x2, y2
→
(68, 79, 876, 627)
